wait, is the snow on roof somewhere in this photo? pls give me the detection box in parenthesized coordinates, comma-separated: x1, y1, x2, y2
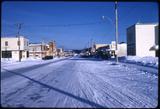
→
(135, 22, 158, 25)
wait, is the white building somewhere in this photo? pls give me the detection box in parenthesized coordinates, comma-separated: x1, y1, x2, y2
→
(117, 42, 127, 57)
(109, 41, 127, 57)
(1, 36, 29, 61)
(127, 23, 158, 57)
(91, 42, 127, 57)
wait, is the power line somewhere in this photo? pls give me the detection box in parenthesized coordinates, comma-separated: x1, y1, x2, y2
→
(3, 21, 106, 28)
(1, 33, 17, 36)
(24, 21, 105, 27)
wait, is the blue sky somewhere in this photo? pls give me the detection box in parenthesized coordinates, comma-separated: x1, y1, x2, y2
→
(1, 1, 158, 49)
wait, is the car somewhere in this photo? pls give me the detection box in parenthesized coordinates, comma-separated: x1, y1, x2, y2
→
(42, 56, 53, 60)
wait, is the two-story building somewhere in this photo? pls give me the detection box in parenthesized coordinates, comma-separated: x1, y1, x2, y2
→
(29, 42, 48, 58)
(127, 23, 158, 57)
(1, 36, 29, 61)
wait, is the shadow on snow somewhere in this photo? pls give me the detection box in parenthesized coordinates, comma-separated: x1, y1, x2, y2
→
(1, 58, 70, 80)
(1, 68, 105, 108)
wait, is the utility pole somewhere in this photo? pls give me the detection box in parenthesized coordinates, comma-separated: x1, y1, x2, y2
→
(90, 38, 93, 54)
(16, 23, 23, 62)
(88, 41, 90, 55)
(115, 1, 119, 63)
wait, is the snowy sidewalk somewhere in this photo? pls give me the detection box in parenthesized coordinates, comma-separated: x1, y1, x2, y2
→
(1, 57, 158, 108)
(1, 57, 70, 80)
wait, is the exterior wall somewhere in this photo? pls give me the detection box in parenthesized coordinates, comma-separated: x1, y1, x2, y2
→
(126, 25, 136, 55)
(135, 24, 156, 57)
(46, 41, 57, 56)
(110, 41, 116, 50)
(29, 44, 48, 58)
(117, 43, 127, 57)
(155, 25, 159, 57)
(155, 25, 158, 45)
(22, 51, 28, 58)
(11, 51, 19, 60)
(1, 36, 29, 51)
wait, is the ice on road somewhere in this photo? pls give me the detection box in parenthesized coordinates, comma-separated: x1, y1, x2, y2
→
(1, 57, 158, 108)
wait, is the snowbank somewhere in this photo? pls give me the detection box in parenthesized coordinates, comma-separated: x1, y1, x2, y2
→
(119, 56, 158, 68)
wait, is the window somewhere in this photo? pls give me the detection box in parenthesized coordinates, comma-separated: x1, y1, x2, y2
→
(17, 41, 20, 46)
(27, 51, 29, 57)
(5, 41, 8, 46)
(2, 51, 12, 58)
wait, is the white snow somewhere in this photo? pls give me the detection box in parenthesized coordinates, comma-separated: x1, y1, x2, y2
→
(119, 56, 158, 68)
(1, 56, 158, 108)
(1, 57, 65, 72)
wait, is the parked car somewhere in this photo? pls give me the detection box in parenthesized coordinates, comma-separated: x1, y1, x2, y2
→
(42, 56, 53, 60)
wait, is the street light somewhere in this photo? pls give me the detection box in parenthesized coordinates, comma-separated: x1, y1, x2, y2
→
(101, 15, 114, 25)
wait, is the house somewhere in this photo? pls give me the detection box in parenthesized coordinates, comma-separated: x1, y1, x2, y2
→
(127, 23, 158, 57)
(1, 36, 29, 61)
(29, 42, 48, 58)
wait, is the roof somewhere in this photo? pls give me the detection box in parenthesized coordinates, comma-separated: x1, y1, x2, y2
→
(127, 22, 158, 30)
(1, 36, 25, 38)
(135, 22, 158, 25)
(1, 36, 29, 40)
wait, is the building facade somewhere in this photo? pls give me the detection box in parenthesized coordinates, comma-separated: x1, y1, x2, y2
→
(46, 41, 57, 57)
(127, 23, 158, 57)
(91, 42, 127, 57)
(109, 41, 127, 57)
(1, 36, 29, 60)
(29, 43, 48, 58)
(117, 42, 127, 57)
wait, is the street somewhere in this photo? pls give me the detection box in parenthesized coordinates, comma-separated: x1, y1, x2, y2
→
(1, 57, 158, 108)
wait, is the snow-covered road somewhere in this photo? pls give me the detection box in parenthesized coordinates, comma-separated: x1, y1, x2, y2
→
(1, 57, 158, 108)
